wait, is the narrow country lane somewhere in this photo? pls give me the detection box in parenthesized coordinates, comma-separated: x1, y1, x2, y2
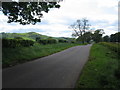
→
(3, 44, 92, 88)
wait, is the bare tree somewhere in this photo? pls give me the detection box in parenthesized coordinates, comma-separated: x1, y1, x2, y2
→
(69, 18, 90, 37)
(69, 18, 91, 43)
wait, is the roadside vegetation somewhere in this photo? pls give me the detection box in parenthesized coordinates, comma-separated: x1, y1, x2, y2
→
(2, 43, 82, 68)
(76, 42, 120, 89)
(2, 32, 82, 68)
(1, 1, 120, 88)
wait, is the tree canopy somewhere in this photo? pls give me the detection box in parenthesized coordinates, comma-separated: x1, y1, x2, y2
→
(1, 1, 61, 25)
(103, 35, 110, 42)
(110, 32, 120, 42)
(92, 29, 105, 43)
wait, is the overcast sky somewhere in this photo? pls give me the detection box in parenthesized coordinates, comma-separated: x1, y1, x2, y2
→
(0, 0, 119, 37)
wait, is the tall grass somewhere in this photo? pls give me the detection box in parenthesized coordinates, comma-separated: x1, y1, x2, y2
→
(99, 42, 120, 54)
(99, 42, 120, 81)
(76, 43, 119, 89)
(3, 43, 80, 68)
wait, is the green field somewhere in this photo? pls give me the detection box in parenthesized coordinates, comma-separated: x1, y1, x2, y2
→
(1, 32, 75, 42)
(3, 43, 81, 68)
(1, 32, 50, 41)
(76, 42, 120, 89)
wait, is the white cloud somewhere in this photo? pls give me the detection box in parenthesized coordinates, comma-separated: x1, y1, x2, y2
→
(41, 0, 118, 36)
(0, 0, 119, 37)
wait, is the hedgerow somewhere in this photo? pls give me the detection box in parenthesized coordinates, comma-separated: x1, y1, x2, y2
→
(38, 39, 57, 45)
(99, 42, 120, 80)
(2, 38, 34, 48)
(99, 42, 120, 54)
(58, 39, 68, 43)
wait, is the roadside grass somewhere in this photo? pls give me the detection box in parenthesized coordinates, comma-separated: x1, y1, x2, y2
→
(3, 43, 81, 68)
(76, 43, 119, 89)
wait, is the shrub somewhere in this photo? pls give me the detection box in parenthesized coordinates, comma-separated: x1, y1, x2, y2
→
(38, 39, 48, 45)
(47, 39, 57, 44)
(36, 37, 41, 42)
(2, 38, 34, 48)
(71, 41, 76, 43)
(14, 37, 23, 40)
(38, 39, 57, 45)
(58, 39, 68, 43)
(20, 40, 34, 47)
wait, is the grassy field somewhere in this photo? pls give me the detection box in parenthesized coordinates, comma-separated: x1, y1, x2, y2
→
(1, 32, 76, 42)
(76, 43, 120, 89)
(3, 43, 81, 68)
(1, 32, 50, 41)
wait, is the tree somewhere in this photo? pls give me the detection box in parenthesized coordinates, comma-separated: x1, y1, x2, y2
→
(1, 0, 61, 25)
(92, 29, 105, 43)
(69, 18, 91, 43)
(83, 32, 93, 43)
(117, 32, 120, 42)
(103, 35, 110, 42)
(36, 37, 41, 42)
(76, 31, 93, 43)
(110, 32, 120, 42)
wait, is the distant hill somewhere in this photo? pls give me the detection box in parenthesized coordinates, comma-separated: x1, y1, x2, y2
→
(1, 32, 75, 42)
(54, 37, 76, 42)
(1, 32, 51, 41)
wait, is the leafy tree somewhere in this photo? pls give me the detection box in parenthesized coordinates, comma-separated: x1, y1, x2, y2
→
(76, 31, 93, 43)
(1, 0, 61, 25)
(103, 35, 110, 42)
(83, 32, 93, 43)
(110, 34, 116, 42)
(69, 18, 91, 43)
(92, 29, 105, 43)
(110, 32, 120, 42)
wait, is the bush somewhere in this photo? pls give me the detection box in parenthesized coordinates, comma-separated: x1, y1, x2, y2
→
(47, 39, 57, 44)
(38, 39, 57, 45)
(58, 39, 68, 43)
(20, 40, 34, 47)
(36, 37, 41, 42)
(2, 38, 34, 48)
(71, 41, 76, 43)
(14, 37, 23, 40)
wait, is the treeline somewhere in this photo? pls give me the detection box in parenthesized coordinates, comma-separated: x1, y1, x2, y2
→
(36, 38, 74, 45)
(103, 32, 120, 42)
(77, 29, 120, 43)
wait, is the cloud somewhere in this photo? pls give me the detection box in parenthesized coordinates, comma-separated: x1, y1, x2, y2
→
(0, 0, 119, 37)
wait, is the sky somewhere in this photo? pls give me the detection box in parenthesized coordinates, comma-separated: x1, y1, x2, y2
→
(0, 0, 119, 37)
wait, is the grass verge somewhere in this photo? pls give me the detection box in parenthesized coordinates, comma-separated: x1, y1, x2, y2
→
(3, 43, 81, 68)
(76, 43, 119, 89)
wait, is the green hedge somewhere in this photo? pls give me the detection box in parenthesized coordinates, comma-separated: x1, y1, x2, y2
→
(38, 39, 57, 45)
(58, 39, 68, 43)
(2, 38, 34, 48)
(99, 42, 120, 54)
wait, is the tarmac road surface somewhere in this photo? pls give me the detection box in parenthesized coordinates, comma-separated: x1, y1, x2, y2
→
(3, 44, 92, 88)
